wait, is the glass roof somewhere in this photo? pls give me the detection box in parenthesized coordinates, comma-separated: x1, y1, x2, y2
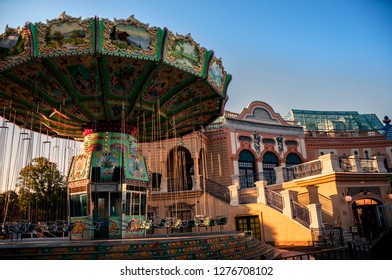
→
(284, 109, 384, 131)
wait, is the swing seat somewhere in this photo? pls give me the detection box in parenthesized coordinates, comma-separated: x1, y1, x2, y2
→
(171, 219, 182, 229)
(153, 218, 167, 229)
(198, 217, 211, 227)
(187, 220, 196, 227)
(216, 216, 228, 226)
(142, 220, 152, 230)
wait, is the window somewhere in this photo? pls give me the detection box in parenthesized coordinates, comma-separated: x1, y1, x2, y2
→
(125, 191, 146, 216)
(70, 193, 87, 217)
(364, 150, 370, 159)
(286, 153, 302, 167)
(238, 150, 256, 188)
(263, 152, 278, 185)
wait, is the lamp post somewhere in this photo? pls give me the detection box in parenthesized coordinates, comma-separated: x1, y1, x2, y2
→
(343, 188, 352, 203)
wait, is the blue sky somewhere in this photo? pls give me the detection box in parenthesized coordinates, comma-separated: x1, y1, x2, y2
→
(1, 0, 391, 120)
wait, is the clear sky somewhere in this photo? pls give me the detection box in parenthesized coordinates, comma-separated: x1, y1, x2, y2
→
(0, 0, 391, 120)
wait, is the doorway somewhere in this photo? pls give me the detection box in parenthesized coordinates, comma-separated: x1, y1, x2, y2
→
(92, 192, 109, 239)
(235, 215, 262, 240)
(352, 198, 383, 242)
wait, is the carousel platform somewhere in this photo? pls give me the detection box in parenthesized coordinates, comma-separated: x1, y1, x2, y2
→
(0, 231, 276, 260)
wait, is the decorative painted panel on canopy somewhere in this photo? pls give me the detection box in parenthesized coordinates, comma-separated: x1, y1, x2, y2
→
(0, 13, 231, 141)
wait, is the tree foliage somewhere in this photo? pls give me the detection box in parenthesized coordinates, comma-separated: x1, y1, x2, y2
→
(17, 157, 67, 222)
(0, 190, 19, 223)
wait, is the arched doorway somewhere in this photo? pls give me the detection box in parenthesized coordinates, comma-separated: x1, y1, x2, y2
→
(352, 198, 383, 242)
(238, 150, 256, 189)
(167, 146, 194, 192)
(263, 152, 279, 185)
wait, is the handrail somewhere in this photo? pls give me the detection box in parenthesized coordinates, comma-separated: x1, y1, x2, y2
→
(200, 177, 230, 203)
(265, 189, 284, 212)
(292, 200, 310, 226)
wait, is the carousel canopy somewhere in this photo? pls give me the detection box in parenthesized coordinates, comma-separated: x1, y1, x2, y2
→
(0, 13, 231, 141)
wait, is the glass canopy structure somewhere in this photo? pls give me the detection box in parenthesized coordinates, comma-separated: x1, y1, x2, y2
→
(284, 109, 384, 132)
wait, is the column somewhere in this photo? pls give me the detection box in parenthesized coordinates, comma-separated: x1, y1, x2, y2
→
(255, 180, 268, 204)
(372, 156, 388, 173)
(307, 203, 324, 231)
(319, 153, 342, 174)
(274, 165, 285, 184)
(228, 184, 239, 206)
(281, 190, 298, 219)
(192, 154, 201, 190)
(306, 185, 320, 204)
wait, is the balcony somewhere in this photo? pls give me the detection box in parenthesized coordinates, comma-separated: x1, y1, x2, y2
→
(280, 154, 389, 183)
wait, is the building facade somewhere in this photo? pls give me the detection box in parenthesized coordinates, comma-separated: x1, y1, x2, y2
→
(143, 101, 392, 245)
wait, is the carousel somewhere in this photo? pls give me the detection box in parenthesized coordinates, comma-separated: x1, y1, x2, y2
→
(0, 13, 231, 240)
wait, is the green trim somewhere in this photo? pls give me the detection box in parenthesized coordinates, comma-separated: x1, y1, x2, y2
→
(156, 28, 165, 61)
(29, 23, 39, 57)
(221, 73, 232, 97)
(92, 19, 98, 53)
(202, 51, 213, 78)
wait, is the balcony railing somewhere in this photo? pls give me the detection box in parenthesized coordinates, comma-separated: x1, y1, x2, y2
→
(360, 159, 377, 173)
(339, 158, 352, 172)
(283, 160, 322, 181)
(239, 172, 264, 189)
(304, 130, 381, 138)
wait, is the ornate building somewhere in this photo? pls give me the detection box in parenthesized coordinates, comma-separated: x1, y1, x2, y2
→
(144, 101, 392, 245)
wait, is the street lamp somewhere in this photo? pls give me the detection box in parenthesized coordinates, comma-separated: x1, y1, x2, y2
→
(343, 188, 352, 203)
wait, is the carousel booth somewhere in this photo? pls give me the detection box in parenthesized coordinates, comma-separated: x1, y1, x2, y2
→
(67, 129, 149, 240)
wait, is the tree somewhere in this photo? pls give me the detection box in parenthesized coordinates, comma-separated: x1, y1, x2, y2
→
(0, 190, 19, 223)
(17, 157, 67, 222)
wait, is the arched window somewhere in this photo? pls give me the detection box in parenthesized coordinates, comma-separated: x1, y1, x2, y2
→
(167, 146, 193, 192)
(238, 150, 256, 188)
(263, 152, 279, 185)
(286, 153, 302, 167)
(364, 150, 369, 159)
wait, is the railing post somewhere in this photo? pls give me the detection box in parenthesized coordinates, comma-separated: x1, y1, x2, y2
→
(274, 165, 285, 184)
(372, 155, 388, 173)
(281, 190, 298, 219)
(319, 153, 342, 174)
(231, 174, 239, 186)
(228, 184, 239, 206)
(348, 155, 363, 172)
(255, 180, 268, 204)
(192, 175, 201, 191)
(160, 177, 168, 192)
(307, 203, 324, 230)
